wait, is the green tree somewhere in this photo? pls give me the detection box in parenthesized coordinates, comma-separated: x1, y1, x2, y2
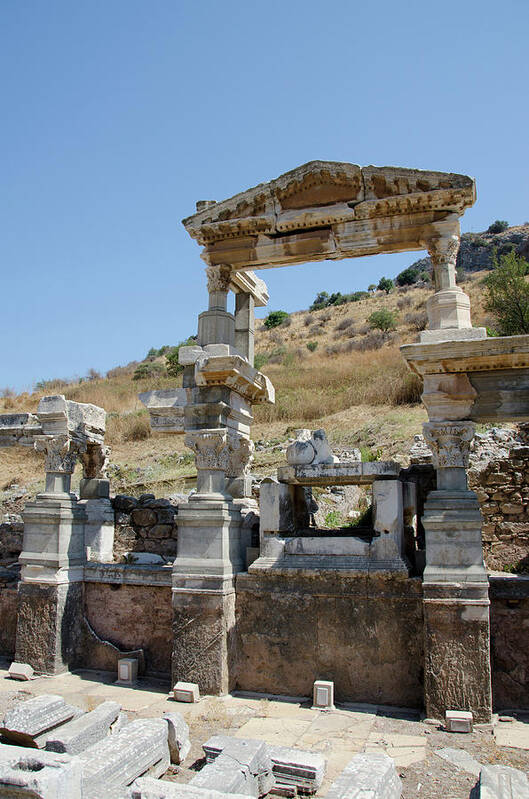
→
(396, 267, 419, 286)
(377, 277, 394, 294)
(264, 310, 289, 329)
(487, 220, 509, 234)
(484, 251, 529, 335)
(367, 309, 398, 332)
(367, 284, 377, 293)
(309, 292, 330, 311)
(165, 337, 197, 377)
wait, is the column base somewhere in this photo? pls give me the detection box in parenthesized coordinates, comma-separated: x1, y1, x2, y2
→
(15, 581, 83, 675)
(421, 288, 486, 343)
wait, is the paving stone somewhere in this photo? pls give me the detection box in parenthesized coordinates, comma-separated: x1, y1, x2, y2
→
(77, 717, 170, 799)
(324, 752, 401, 799)
(44, 700, 121, 755)
(479, 764, 529, 797)
(494, 720, 529, 749)
(234, 717, 312, 747)
(435, 746, 482, 777)
(0, 694, 82, 748)
(0, 743, 82, 798)
(163, 711, 191, 764)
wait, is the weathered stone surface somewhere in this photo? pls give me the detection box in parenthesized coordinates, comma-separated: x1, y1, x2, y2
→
(277, 461, 401, 486)
(45, 700, 121, 755)
(324, 752, 401, 799)
(192, 737, 273, 798)
(7, 662, 34, 681)
(172, 682, 199, 703)
(128, 777, 252, 799)
(163, 711, 190, 763)
(0, 694, 82, 748)
(139, 389, 188, 433)
(0, 744, 82, 799)
(445, 709, 473, 733)
(77, 718, 170, 799)
(479, 764, 529, 798)
(313, 680, 335, 711)
(434, 747, 481, 777)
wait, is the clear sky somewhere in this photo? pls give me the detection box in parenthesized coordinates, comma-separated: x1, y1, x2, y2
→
(2, 0, 528, 391)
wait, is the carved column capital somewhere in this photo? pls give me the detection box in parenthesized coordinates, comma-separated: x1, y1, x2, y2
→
(226, 434, 254, 478)
(426, 233, 460, 292)
(206, 264, 232, 294)
(423, 421, 475, 469)
(185, 428, 230, 472)
(34, 434, 79, 474)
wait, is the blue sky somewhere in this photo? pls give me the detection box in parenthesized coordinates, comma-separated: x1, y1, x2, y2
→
(2, 0, 528, 391)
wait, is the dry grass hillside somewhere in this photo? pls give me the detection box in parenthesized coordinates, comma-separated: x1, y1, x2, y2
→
(0, 270, 493, 500)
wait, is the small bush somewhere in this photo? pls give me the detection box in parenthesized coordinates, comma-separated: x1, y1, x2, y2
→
(280, 316, 292, 327)
(122, 413, 151, 442)
(349, 331, 390, 351)
(367, 309, 398, 331)
(308, 324, 323, 336)
(254, 353, 269, 370)
(397, 296, 412, 310)
(487, 220, 509, 234)
(377, 276, 394, 294)
(304, 314, 314, 327)
(335, 316, 355, 331)
(405, 310, 428, 331)
(133, 363, 165, 381)
(306, 341, 318, 352)
(264, 310, 289, 329)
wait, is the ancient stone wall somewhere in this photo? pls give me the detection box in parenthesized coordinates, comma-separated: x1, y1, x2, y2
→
(235, 571, 424, 707)
(83, 582, 173, 675)
(0, 577, 17, 657)
(0, 516, 23, 565)
(490, 575, 529, 710)
(112, 494, 178, 561)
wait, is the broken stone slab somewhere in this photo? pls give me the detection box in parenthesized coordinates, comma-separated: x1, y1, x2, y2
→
(37, 395, 105, 444)
(0, 694, 83, 748)
(44, 700, 121, 755)
(277, 461, 401, 487)
(286, 430, 338, 467)
(0, 412, 42, 447)
(7, 662, 34, 681)
(434, 747, 481, 777)
(202, 736, 325, 794)
(192, 737, 274, 798)
(77, 718, 170, 799)
(139, 389, 188, 433)
(0, 744, 82, 799)
(163, 711, 191, 764)
(128, 777, 253, 799)
(324, 753, 401, 799)
(479, 764, 529, 797)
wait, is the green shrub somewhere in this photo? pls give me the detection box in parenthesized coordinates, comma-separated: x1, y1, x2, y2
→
(165, 337, 196, 377)
(487, 220, 509, 234)
(306, 341, 318, 352)
(396, 267, 419, 286)
(264, 310, 289, 329)
(254, 353, 269, 370)
(484, 250, 529, 335)
(367, 309, 398, 331)
(377, 277, 394, 294)
(132, 363, 165, 381)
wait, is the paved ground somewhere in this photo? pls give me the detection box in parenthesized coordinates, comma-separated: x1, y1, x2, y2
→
(1, 660, 529, 798)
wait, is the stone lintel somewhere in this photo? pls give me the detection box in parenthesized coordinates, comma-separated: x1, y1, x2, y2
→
(277, 461, 401, 486)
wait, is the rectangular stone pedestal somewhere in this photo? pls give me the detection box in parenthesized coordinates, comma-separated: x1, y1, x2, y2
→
(15, 581, 83, 675)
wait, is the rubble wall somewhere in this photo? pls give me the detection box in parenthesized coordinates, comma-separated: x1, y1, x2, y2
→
(0, 582, 17, 657)
(235, 571, 424, 707)
(490, 575, 529, 710)
(83, 582, 173, 675)
(112, 494, 178, 561)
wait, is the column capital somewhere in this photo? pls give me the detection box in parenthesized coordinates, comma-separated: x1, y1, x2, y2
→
(34, 434, 79, 474)
(425, 233, 460, 292)
(206, 264, 232, 294)
(226, 433, 254, 477)
(185, 428, 230, 472)
(423, 421, 475, 469)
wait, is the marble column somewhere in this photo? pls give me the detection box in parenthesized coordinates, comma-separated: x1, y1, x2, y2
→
(16, 434, 86, 674)
(421, 421, 492, 722)
(198, 264, 235, 347)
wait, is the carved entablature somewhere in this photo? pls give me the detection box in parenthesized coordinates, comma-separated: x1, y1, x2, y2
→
(182, 161, 476, 270)
(423, 422, 475, 469)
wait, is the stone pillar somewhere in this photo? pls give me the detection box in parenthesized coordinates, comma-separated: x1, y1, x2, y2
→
(171, 428, 243, 695)
(78, 442, 114, 562)
(234, 291, 255, 365)
(420, 219, 486, 343)
(16, 434, 86, 674)
(421, 421, 492, 722)
(198, 265, 235, 346)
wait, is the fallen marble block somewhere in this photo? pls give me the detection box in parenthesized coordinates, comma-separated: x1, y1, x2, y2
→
(78, 718, 170, 799)
(324, 753, 401, 799)
(128, 777, 253, 799)
(7, 662, 34, 681)
(0, 743, 82, 798)
(163, 712, 191, 764)
(202, 736, 325, 793)
(192, 737, 273, 798)
(0, 694, 82, 748)
(45, 700, 121, 755)
(479, 764, 529, 798)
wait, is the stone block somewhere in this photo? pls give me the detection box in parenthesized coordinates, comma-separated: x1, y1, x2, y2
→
(0, 694, 82, 748)
(259, 479, 293, 534)
(324, 753, 401, 799)
(445, 709, 473, 733)
(479, 764, 529, 798)
(117, 657, 139, 684)
(45, 700, 121, 755)
(128, 777, 253, 799)
(77, 718, 170, 799)
(192, 737, 273, 798)
(312, 680, 335, 710)
(163, 711, 191, 764)
(79, 478, 110, 499)
(372, 480, 403, 538)
(7, 661, 34, 681)
(173, 681, 200, 703)
(0, 744, 82, 799)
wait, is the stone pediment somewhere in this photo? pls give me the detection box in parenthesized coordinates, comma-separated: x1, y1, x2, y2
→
(182, 161, 476, 252)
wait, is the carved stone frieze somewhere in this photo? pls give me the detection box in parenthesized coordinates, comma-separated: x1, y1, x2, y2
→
(423, 421, 475, 469)
(34, 434, 79, 474)
(206, 264, 232, 294)
(185, 429, 230, 472)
